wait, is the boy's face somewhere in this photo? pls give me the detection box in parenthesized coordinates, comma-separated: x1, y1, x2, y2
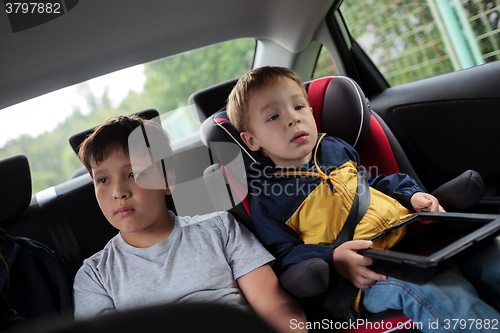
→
(91, 148, 172, 245)
(240, 77, 318, 168)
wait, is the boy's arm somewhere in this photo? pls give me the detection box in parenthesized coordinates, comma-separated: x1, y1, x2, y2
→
(73, 264, 116, 320)
(253, 211, 384, 290)
(251, 206, 341, 282)
(219, 213, 306, 331)
(237, 264, 307, 333)
(367, 172, 424, 209)
(369, 174, 446, 211)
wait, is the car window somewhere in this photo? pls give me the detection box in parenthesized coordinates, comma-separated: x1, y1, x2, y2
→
(313, 46, 339, 78)
(341, 0, 500, 86)
(0, 38, 255, 193)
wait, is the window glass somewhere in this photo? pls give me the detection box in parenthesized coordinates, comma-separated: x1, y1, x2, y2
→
(0, 38, 255, 193)
(341, 0, 500, 86)
(313, 46, 339, 78)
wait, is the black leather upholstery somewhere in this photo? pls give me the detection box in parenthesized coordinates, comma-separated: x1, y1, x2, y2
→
(431, 170, 485, 211)
(0, 154, 32, 224)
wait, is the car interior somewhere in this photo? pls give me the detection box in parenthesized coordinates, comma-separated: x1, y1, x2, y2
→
(2, 0, 500, 331)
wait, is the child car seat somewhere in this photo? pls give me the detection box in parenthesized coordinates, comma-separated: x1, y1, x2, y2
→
(196, 75, 486, 329)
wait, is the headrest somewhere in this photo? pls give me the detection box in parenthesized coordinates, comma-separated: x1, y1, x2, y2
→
(68, 109, 161, 157)
(188, 78, 239, 121)
(307, 76, 371, 151)
(200, 76, 372, 165)
(200, 109, 261, 168)
(0, 154, 32, 223)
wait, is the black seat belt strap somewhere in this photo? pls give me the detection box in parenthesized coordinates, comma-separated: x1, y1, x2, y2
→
(322, 165, 371, 320)
(335, 166, 370, 245)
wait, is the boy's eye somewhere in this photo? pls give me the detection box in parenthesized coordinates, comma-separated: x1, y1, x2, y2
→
(267, 114, 279, 122)
(295, 105, 305, 111)
(98, 177, 109, 184)
(129, 172, 140, 179)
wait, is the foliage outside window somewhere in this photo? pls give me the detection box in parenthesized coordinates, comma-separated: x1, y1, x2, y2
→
(313, 46, 339, 78)
(0, 38, 255, 193)
(341, 0, 500, 86)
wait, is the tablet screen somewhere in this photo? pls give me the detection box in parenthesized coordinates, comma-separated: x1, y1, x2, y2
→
(371, 216, 494, 257)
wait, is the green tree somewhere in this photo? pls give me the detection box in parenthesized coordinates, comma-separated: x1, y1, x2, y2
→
(120, 38, 254, 114)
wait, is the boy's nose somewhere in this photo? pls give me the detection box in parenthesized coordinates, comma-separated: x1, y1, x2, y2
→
(114, 192, 129, 199)
(113, 183, 130, 199)
(288, 115, 301, 127)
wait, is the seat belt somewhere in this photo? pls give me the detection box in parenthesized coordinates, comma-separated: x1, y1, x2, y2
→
(335, 166, 371, 244)
(321, 165, 371, 320)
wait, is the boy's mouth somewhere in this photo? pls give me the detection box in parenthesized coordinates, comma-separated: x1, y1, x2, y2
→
(115, 206, 134, 217)
(291, 131, 308, 144)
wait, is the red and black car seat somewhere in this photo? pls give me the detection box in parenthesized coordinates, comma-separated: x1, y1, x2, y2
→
(196, 75, 484, 331)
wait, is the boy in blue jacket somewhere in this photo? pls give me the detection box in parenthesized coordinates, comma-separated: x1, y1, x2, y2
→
(227, 66, 500, 332)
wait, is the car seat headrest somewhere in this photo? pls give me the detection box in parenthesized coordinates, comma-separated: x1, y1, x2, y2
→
(200, 109, 263, 168)
(0, 154, 32, 223)
(188, 78, 239, 121)
(307, 76, 371, 151)
(68, 109, 161, 157)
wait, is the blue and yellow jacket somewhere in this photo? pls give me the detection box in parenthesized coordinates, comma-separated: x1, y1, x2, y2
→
(247, 133, 423, 285)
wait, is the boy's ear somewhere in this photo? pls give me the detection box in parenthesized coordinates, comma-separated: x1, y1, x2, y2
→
(240, 132, 261, 152)
(165, 168, 176, 195)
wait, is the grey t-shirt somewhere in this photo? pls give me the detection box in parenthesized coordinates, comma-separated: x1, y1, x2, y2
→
(73, 211, 274, 320)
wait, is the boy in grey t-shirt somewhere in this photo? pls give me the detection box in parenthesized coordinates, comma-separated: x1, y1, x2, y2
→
(73, 115, 306, 333)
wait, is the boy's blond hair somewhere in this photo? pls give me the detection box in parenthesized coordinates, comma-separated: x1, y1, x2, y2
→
(227, 66, 308, 133)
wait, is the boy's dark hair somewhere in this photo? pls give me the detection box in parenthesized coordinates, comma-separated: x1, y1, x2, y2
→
(78, 115, 172, 177)
(227, 66, 308, 133)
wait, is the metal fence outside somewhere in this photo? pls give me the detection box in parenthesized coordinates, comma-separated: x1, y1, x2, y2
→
(341, 0, 500, 86)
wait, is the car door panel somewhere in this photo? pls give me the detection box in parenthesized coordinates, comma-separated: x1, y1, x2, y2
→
(369, 61, 500, 212)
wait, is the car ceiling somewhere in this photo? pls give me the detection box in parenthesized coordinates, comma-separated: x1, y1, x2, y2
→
(0, 0, 334, 111)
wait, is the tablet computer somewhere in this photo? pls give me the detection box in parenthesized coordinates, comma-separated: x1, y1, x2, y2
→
(358, 212, 500, 284)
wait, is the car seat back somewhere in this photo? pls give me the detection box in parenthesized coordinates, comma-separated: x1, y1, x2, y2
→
(0, 155, 60, 258)
(1, 154, 32, 224)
